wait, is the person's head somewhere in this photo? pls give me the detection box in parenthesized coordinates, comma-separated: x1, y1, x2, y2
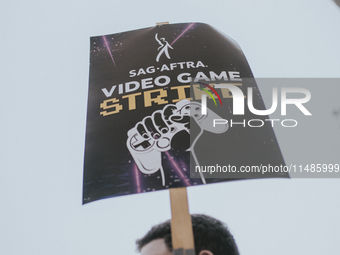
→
(136, 214, 239, 255)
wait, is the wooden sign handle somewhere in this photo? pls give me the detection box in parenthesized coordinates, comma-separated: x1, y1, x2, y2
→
(169, 187, 195, 255)
(157, 21, 194, 255)
(156, 21, 169, 26)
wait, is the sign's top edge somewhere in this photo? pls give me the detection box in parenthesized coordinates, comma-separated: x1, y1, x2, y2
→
(89, 22, 210, 38)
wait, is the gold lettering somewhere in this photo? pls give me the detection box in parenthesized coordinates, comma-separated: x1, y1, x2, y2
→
(122, 92, 142, 110)
(171, 85, 192, 102)
(144, 89, 168, 107)
(100, 98, 123, 116)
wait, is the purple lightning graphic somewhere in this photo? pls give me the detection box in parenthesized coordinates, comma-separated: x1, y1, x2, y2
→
(134, 164, 142, 193)
(170, 23, 195, 46)
(165, 151, 191, 186)
(102, 36, 116, 67)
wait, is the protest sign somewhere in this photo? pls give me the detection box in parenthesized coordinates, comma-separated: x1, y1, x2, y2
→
(83, 23, 287, 204)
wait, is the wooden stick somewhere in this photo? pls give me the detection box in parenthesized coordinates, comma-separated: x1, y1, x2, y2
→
(157, 20, 194, 255)
(169, 187, 195, 255)
(156, 21, 169, 26)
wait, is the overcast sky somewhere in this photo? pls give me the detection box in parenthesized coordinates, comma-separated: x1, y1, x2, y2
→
(1, 1, 340, 255)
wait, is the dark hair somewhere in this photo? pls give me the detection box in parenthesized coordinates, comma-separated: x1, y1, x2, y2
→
(136, 214, 240, 255)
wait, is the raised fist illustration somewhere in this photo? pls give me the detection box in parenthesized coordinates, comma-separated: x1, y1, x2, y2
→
(127, 99, 228, 186)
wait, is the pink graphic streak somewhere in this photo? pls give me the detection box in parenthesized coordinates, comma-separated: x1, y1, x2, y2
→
(102, 36, 116, 67)
(134, 164, 142, 193)
(170, 23, 195, 46)
(165, 151, 191, 186)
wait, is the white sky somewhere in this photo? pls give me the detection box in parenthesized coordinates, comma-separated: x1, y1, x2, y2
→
(1, 0, 340, 255)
